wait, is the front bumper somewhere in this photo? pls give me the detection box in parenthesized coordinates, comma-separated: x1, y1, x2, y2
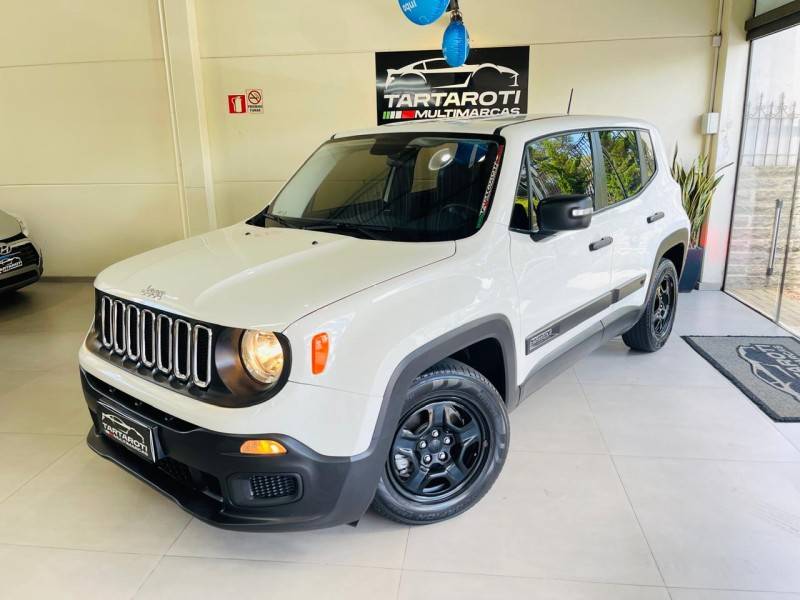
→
(0, 237, 42, 293)
(81, 369, 383, 531)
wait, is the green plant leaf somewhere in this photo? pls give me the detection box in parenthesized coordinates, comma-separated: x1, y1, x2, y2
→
(671, 146, 728, 247)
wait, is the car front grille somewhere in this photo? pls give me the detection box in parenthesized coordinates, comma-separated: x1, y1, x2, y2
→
(15, 243, 40, 266)
(1, 242, 40, 267)
(157, 456, 193, 485)
(97, 295, 213, 388)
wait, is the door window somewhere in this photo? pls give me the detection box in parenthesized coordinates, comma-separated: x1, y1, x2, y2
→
(512, 131, 595, 232)
(598, 129, 643, 205)
(639, 130, 657, 182)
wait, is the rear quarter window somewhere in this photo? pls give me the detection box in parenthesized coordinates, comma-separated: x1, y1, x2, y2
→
(598, 129, 643, 205)
(638, 130, 657, 183)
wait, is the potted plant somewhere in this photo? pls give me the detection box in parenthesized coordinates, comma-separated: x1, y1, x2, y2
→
(670, 149, 729, 292)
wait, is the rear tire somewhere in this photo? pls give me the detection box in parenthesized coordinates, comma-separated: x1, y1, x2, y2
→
(371, 359, 509, 525)
(622, 258, 679, 352)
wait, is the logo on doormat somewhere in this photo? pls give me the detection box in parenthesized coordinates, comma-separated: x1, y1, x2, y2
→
(738, 343, 800, 403)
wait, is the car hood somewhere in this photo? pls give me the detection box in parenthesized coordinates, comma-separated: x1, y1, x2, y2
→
(95, 223, 455, 330)
(0, 210, 22, 240)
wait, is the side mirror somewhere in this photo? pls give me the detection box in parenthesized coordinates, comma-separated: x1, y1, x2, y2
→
(538, 194, 593, 232)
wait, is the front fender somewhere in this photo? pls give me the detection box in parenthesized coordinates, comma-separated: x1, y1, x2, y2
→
(282, 239, 520, 455)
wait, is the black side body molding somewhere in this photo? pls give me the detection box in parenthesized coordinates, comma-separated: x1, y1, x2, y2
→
(525, 274, 646, 355)
(519, 226, 689, 401)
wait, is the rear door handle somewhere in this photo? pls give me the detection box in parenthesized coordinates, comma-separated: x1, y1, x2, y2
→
(647, 211, 665, 224)
(589, 236, 613, 251)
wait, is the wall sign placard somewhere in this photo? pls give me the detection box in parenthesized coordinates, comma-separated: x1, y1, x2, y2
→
(227, 89, 263, 114)
(375, 46, 529, 125)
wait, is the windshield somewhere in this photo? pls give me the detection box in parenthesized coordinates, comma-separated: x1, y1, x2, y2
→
(252, 134, 503, 242)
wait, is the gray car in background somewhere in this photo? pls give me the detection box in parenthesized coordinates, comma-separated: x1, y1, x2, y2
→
(0, 209, 42, 294)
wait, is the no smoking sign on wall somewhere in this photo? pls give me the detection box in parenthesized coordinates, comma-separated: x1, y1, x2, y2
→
(228, 89, 263, 114)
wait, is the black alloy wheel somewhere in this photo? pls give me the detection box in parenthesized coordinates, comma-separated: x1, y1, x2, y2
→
(652, 269, 676, 339)
(622, 257, 679, 352)
(388, 399, 489, 502)
(371, 359, 509, 525)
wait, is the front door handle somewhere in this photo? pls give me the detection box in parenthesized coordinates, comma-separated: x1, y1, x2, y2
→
(589, 236, 613, 252)
(647, 211, 665, 224)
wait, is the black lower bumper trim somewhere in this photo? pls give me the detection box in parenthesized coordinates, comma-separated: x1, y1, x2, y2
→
(82, 369, 383, 531)
(0, 266, 42, 293)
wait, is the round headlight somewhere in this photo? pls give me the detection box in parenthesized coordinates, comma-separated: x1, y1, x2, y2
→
(240, 330, 284, 385)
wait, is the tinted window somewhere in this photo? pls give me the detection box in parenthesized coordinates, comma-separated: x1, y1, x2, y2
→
(512, 161, 532, 230)
(639, 130, 656, 182)
(258, 135, 501, 242)
(599, 129, 642, 205)
(514, 132, 594, 232)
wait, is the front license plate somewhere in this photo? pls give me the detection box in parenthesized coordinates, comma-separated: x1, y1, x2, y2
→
(0, 255, 22, 274)
(97, 402, 156, 463)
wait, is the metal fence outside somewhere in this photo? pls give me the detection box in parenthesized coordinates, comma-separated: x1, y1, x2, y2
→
(740, 93, 800, 168)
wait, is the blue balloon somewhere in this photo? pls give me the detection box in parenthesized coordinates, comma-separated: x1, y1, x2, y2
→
(442, 19, 470, 67)
(397, 0, 449, 25)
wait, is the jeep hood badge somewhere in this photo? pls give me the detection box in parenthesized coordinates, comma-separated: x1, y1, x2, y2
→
(140, 285, 166, 300)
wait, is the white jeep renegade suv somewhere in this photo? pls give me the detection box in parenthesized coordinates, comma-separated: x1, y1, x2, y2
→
(79, 115, 689, 530)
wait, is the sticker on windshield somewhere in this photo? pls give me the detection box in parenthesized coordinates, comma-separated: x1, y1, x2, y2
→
(476, 145, 504, 229)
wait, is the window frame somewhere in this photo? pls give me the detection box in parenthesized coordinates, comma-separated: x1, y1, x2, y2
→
(593, 128, 659, 213)
(509, 126, 659, 238)
(510, 128, 598, 238)
(637, 129, 658, 186)
(254, 131, 508, 242)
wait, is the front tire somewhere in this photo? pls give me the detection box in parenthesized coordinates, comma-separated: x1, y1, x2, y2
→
(371, 359, 509, 525)
(622, 257, 679, 352)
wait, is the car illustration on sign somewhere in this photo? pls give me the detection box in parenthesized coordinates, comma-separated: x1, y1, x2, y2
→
(101, 412, 146, 444)
(385, 58, 519, 91)
(737, 343, 800, 403)
(0, 256, 22, 274)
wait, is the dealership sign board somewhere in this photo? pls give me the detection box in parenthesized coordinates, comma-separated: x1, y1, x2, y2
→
(375, 46, 529, 125)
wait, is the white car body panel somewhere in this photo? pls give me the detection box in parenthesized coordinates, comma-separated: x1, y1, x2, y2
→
(284, 221, 520, 399)
(80, 345, 378, 456)
(0, 209, 23, 239)
(94, 224, 455, 331)
(80, 114, 690, 458)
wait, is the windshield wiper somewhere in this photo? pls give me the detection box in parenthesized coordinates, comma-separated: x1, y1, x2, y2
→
(263, 213, 297, 228)
(301, 222, 392, 240)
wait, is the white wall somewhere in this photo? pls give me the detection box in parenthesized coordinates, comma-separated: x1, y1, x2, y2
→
(0, 0, 729, 276)
(0, 0, 184, 276)
(197, 0, 721, 228)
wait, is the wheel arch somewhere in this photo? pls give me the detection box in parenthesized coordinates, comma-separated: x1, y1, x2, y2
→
(370, 315, 516, 450)
(340, 315, 517, 525)
(654, 228, 689, 278)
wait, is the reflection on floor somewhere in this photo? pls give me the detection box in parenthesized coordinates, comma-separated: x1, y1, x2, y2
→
(2, 283, 800, 599)
(728, 285, 800, 334)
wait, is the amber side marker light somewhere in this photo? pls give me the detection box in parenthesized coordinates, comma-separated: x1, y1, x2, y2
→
(240, 440, 287, 455)
(312, 332, 329, 374)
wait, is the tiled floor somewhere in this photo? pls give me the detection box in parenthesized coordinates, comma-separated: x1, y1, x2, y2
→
(2, 283, 800, 599)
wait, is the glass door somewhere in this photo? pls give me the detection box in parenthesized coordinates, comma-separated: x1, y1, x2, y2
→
(726, 24, 800, 332)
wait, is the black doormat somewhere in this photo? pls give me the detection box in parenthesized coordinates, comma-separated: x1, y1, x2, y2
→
(683, 336, 800, 422)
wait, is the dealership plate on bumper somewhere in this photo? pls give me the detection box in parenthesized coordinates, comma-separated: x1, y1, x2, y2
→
(97, 402, 157, 462)
(0, 255, 22, 274)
